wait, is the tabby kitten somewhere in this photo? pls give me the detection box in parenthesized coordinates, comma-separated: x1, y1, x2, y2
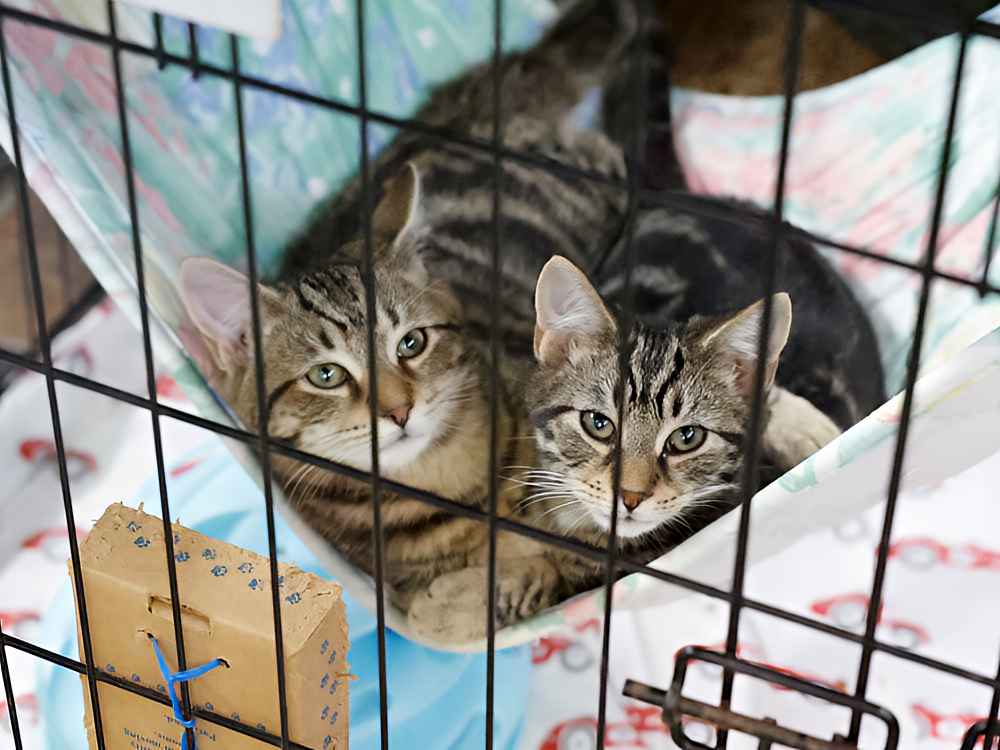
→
(399, 9, 886, 642)
(179, 0, 636, 624)
(518, 203, 886, 589)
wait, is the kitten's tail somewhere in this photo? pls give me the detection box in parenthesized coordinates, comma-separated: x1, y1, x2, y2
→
(600, 4, 687, 192)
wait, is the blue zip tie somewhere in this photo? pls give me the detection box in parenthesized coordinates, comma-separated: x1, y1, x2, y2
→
(149, 635, 227, 750)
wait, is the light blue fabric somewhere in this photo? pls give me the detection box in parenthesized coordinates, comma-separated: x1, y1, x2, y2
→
(36, 441, 532, 750)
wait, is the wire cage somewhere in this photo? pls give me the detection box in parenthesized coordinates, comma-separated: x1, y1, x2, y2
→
(0, 150, 99, 397)
(0, 1, 999, 749)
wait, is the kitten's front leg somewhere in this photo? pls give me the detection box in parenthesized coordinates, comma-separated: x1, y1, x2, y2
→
(762, 387, 841, 472)
(407, 556, 563, 645)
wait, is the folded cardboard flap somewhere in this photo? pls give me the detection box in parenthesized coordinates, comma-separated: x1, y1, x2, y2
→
(71, 503, 349, 749)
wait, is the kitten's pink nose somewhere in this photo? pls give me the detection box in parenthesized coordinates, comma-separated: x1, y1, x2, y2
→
(620, 489, 649, 512)
(384, 404, 412, 428)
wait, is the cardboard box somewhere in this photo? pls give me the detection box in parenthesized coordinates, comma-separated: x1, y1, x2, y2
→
(72, 504, 349, 750)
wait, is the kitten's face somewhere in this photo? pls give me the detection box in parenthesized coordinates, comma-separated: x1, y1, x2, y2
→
(180, 165, 483, 479)
(526, 257, 789, 543)
(258, 263, 471, 474)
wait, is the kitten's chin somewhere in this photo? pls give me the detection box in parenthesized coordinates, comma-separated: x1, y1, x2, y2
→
(586, 509, 663, 539)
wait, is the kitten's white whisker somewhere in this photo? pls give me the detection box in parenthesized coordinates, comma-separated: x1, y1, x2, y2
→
(538, 499, 587, 519)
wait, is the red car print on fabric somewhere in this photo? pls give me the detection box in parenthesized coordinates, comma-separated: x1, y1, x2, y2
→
(888, 538, 1000, 572)
(532, 619, 602, 670)
(810, 594, 929, 649)
(691, 642, 848, 698)
(53, 343, 94, 378)
(0, 610, 41, 638)
(539, 706, 716, 750)
(1, 693, 39, 733)
(21, 526, 88, 562)
(156, 373, 187, 401)
(912, 704, 993, 746)
(19, 438, 97, 480)
(169, 457, 204, 478)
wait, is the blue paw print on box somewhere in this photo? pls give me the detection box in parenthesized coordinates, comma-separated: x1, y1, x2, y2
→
(320, 639, 329, 655)
(323, 736, 332, 748)
(321, 705, 330, 721)
(127, 521, 140, 533)
(202, 548, 217, 560)
(328, 680, 339, 696)
(237, 562, 253, 574)
(328, 649, 337, 665)
(211, 565, 228, 577)
(285, 592, 301, 605)
(134, 536, 150, 549)
(277, 575, 285, 588)
(131, 673, 141, 683)
(320, 673, 330, 689)
(205, 703, 214, 712)
(248, 578, 261, 591)
(105, 663, 116, 674)
(175, 551, 190, 563)
(329, 711, 338, 726)
(173, 533, 181, 544)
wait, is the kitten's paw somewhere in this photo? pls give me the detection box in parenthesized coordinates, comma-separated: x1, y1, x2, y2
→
(407, 560, 559, 645)
(764, 388, 841, 471)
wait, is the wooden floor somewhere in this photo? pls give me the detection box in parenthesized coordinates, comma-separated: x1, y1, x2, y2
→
(0, 1, 890, 351)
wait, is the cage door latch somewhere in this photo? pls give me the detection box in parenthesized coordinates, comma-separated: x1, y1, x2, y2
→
(623, 646, 900, 750)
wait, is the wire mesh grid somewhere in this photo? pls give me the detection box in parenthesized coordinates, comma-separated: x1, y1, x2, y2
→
(0, 1, 997, 749)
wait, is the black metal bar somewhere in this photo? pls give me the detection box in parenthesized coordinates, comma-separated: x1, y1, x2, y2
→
(57, 231, 72, 308)
(16, 199, 35, 348)
(0, 1, 998, 301)
(484, 0, 503, 747)
(353, 2, 390, 748)
(962, 719, 1000, 750)
(4, 281, 104, 379)
(668, 694, 854, 750)
(0, 339, 998, 693)
(187, 22, 199, 78)
(847, 31, 971, 741)
(717, 4, 804, 747)
(810, 0, 1000, 39)
(670, 647, 899, 750)
(0, 622, 23, 750)
(1, 0, 998, 243)
(625, 647, 903, 749)
(229, 35, 291, 749)
(105, 3, 196, 746)
(2, 633, 313, 750)
(152, 12, 165, 69)
(979, 163, 1000, 296)
(0, 7, 998, 745)
(0, 16, 107, 749)
(983, 654, 1000, 750)
(595, 4, 649, 746)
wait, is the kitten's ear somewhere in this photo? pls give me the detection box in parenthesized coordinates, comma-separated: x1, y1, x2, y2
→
(373, 161, 423, 241)
(534, 256, 616, 366)
(179, 257, 280, 372)
(700, 293, 792, 395)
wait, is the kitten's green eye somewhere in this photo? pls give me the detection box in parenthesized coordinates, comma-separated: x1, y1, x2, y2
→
(397, 329, 427, 359)
(665, 425, 707, 454)
(306, 363, 349, 389)
(581, 410, 615, 441)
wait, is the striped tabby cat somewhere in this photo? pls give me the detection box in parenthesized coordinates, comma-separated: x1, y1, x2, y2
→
(404, 17, 885, 641)
(179, 0, 636, 639)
